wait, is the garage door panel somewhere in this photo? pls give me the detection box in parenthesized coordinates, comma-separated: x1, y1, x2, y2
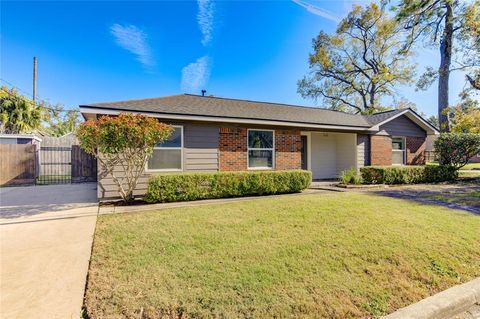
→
(311, 133, 337, 179)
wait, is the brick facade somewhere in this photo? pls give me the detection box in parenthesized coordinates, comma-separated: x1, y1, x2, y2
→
(406, 136, 426, 165)
(219, 127, 247, 171)
(275, 130, 302, 170)
(370, 135, 392, 166)
(219, 127, 301, 171)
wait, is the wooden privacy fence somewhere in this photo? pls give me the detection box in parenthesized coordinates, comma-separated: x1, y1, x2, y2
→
(0, 143, 97, 186)
(0, 144, 37, 186)
(71, 145, 97, 183)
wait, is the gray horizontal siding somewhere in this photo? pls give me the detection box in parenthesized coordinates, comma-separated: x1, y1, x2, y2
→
(378, 115, 426, 137)
(97, 124, 219, 199)
(97, 162, 150, 199)
(356, 134, 370, 167)
(184, 125, 219, 171)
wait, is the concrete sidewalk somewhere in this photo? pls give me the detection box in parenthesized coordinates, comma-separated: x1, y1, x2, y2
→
(0, 184, 98, 319)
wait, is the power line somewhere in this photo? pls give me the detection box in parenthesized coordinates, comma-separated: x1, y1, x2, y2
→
(0, 79, 79, 113)
(0, 78, 48, 101)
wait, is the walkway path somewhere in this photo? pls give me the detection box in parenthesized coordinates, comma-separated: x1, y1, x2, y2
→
(0, 183, 98, 319)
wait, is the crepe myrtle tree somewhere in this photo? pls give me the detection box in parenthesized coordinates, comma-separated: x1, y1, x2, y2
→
(77, 113, 173, 202)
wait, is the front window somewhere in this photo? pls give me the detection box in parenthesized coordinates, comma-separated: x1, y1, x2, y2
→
(248, 129, 274, 169)
(147, 126, 183, 171)
(392, 137, 405, 165)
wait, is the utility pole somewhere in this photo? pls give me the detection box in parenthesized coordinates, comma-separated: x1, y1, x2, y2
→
(33, 56, 37, 104)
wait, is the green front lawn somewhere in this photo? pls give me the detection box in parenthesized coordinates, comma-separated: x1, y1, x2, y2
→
(461, 163, 480, 170)
(426, 162, 480, 171)
(36, 175, 71, 184)
(418, 190, 480, 207)
(85, 193, 480, 319)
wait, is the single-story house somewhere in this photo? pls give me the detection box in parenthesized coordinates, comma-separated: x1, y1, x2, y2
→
(80, 94, 439, 199)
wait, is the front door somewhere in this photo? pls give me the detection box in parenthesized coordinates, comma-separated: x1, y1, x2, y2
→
(301, 135, 308, 170)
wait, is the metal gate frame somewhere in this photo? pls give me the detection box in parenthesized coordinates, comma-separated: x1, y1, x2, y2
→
(37, 146, 72, 185)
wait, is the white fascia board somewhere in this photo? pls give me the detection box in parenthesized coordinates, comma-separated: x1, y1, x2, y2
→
(0, 134, 42, 142)
(79, 106, 372, 132)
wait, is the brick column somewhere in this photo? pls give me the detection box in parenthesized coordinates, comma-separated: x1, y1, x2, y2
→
(370, 135, 392, 166)
(219, 127, 247, 171)
(406, 136, 426, 165)
(275, 129, 301, 170)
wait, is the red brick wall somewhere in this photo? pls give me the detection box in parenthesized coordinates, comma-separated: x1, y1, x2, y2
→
(219, 127, 302, 171)
(406, 136, 426, 165)
(275, 130, 302, 170)
(219, 127, 247, 171)
(371, 135, 392, 166)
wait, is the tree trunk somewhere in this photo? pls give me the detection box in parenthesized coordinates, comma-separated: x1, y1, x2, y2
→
(438, 2, 454, 132)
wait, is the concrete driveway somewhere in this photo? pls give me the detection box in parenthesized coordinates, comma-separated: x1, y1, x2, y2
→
(0, 183, 98, 319)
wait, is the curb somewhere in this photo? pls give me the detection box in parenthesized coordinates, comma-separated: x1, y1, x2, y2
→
(383, 277, 480, 319)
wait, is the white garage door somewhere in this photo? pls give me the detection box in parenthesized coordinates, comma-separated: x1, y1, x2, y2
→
(309, 132, 357, 180)
(311, 133, 337, 179)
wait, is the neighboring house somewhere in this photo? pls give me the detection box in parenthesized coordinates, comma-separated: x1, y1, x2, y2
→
(79, 94, 439, 199)
(469, 154, 480, 163)
(0, 134, 42, 186)
(425, 132, 480, 164)
(0, 134, 42, 146)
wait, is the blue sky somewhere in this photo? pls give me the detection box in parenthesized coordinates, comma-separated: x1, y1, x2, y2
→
(0, 0, 470, 117)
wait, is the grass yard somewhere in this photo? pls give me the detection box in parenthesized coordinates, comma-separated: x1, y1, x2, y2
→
(461, 163, 480, 170)
(418, 190, 480, 207)
(85, 193, 480, 319)
(459, 170, 480, 179)
(36, 175, 71, 185)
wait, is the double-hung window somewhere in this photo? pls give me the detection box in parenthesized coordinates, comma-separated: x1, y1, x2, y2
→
(247, 129, 274, 169)
(147, 126, 183, 171)
(392, 136, 405, 165)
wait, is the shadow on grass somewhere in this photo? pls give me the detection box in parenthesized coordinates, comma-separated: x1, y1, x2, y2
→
(370, 182, 480, 215)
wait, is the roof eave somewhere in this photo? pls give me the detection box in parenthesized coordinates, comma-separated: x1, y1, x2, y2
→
(79, 106, 372, 132)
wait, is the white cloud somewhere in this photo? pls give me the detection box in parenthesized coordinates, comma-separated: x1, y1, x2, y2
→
(197, 0, 215, 46)
(181, 56, 211, 93)
(110, 23, 154, 68)
(292, 0, 340, 22)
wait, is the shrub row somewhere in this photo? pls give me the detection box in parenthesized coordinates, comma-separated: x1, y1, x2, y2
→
(339, 168, 363, 185)
(360, 165, 457, 185)
(144, 170, 312, 203)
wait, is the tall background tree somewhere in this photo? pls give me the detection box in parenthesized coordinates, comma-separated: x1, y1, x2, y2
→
(0, 85, 81, 136)
(0, 86, 43, 133)
(396, 0, 480, 131)
(43, 105, 82, 137)
(298, 2, 415, 114)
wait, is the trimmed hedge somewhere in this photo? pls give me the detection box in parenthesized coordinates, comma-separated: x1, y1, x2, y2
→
(360, 165, 457, 185)
(145, 170, 312, 203)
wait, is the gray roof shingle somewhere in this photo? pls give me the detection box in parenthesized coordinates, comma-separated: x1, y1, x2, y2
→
(363, 109, 405, 125)
(81, 94, 373, 128)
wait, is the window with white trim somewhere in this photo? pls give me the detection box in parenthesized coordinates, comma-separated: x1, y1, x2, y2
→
(392, 136, 405, 165)
(147, 126, 183, 171)
(247, 129, 274, 169)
